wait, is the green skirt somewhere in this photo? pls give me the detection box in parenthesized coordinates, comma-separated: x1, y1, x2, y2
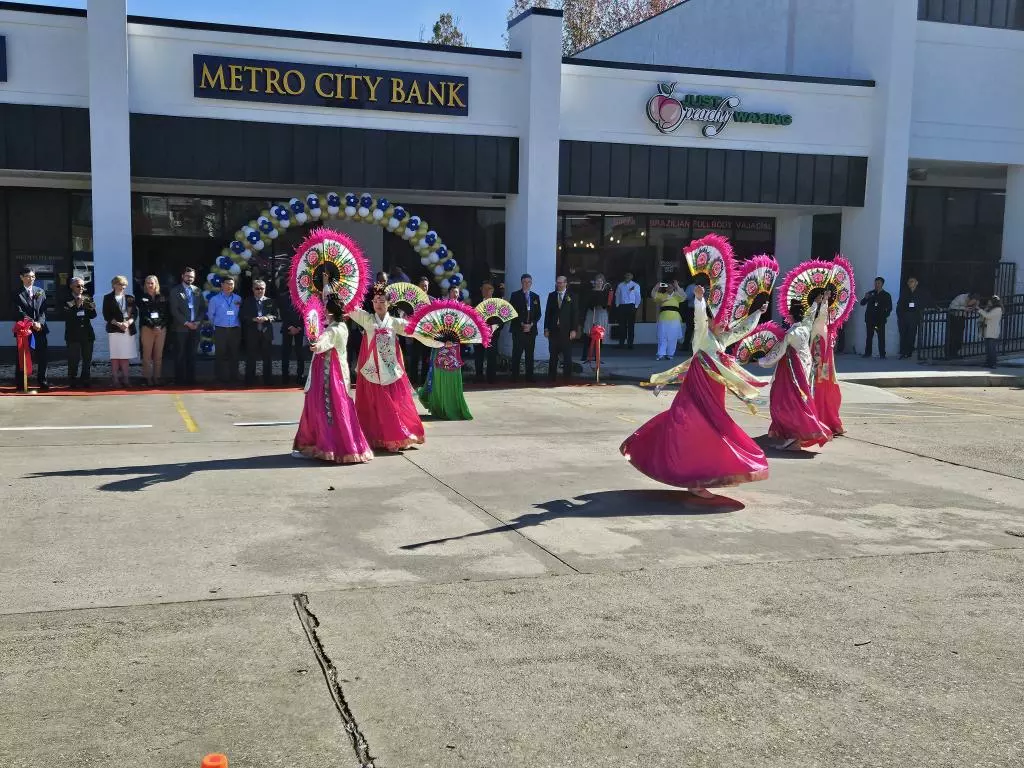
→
(418, 367, 473, 420)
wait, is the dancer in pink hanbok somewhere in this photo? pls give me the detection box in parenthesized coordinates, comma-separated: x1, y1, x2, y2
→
(778, 256, 856, 437)
(292, 296, 374, 464)
(757, 296, 832, 450)
(620, 236, 775, 497)
(350, 282, 440, 452)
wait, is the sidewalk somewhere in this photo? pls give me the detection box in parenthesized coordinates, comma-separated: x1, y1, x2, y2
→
(584, 345, 1024, 388)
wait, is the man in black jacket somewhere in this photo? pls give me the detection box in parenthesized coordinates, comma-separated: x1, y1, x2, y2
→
(64, 277, 97, 389)
(279, 286, 307, 387)
(241, 279, 279, 386)
(544, 275, 580, 383)
(896, 276, 929, 359)
(509, 273, 543, 383)
(860, 276, 893, 359)
(12, 266, 50, 391)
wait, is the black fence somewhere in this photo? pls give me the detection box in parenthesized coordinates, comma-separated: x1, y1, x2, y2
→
(916, 294, 1024, 362)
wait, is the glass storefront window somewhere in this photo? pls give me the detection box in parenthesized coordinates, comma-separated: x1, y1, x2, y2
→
(731, 218, 775, 260)
(71, 192, 94, 295)
(133, 195, 223, 238)
(647, 215, 691, 285)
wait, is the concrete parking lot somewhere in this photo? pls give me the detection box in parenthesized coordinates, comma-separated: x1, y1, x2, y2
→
(1, 383, 1022, 767)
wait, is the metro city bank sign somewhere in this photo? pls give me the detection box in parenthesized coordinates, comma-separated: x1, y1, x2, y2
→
(193, 55, 469, 116)
(646, 82, 792, 138)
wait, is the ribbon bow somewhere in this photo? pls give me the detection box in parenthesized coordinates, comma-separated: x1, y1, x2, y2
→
(586, 324, 606, 382)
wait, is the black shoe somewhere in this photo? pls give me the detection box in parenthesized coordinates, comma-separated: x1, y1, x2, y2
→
(39, 383, 51, 392)
(861, 354, 871, 358)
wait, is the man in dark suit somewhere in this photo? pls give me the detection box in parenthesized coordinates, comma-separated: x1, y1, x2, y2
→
(509, 273, 542, 383)
(896, 276, 929, 359)
(241, 279, 279, 386)
(12, 266, 50, 391)
(279, 285, 307, 387)
(169, 267, 206, 387)
(860, 276, 893, 359)
(63, 276, 97, 389)
(544, 275, 579, 383)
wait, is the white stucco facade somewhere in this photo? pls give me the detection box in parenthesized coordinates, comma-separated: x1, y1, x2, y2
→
(0, 0, 1020, 354)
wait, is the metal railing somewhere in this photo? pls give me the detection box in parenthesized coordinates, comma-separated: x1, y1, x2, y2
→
(915, 294, 1024, 362)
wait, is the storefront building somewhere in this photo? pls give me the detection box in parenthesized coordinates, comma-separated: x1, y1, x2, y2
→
(0, 0, 1021, 354)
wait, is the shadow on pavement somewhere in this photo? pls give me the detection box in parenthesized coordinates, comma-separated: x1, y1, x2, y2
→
(25, 453, 321, 492)
(754, 435, 824, 459)
(401, 489, 741, 551)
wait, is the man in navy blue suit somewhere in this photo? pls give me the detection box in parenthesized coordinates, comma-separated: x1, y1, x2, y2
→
(12, 266, 50, 391)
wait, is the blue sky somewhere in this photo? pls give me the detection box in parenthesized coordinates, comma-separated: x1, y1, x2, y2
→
(25, 0, 513, 49)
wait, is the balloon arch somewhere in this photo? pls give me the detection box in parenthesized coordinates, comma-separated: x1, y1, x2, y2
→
(199, 191, 465, 355)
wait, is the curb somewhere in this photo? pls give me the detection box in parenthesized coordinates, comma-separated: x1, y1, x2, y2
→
(589, 370, 1024, 389)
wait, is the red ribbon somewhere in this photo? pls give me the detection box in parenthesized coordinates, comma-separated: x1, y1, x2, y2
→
(586, 324, 606, 367)
(12, 318, 33, 377)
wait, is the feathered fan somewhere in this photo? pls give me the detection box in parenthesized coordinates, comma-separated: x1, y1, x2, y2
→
(474, 298, 518, 324)
(778, 255, 856, 327)
(407, 299, 493, 347)
(683, 233, 739, 328)
(302, 294, 326, 343)
(729, 254, 779, 324)
(289, 228, 370, 317)
(735, 322, 786, 365)
(383, 281, 430, 314)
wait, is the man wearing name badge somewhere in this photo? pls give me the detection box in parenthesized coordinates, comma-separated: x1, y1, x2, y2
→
(242, 279, 279, 387)
(544, 275, 579, 383)
(509, 273, 543, 384)
(615, 272, 642, 349)
(207, 276, 243, 386)
(860, 276, 892, 359)
(12, 266, 50, 392)
(63, 277, 97, 389)
(170, 266, 207, 387)
(896, 276, 929, 360)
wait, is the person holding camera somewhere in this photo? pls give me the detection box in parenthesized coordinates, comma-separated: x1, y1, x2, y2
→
(651, 279, 685, 361)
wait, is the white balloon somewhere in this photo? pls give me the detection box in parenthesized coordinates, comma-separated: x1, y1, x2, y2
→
(454, 272, 463, 282)
(327, 205, 340, 216)
(460, 288, 470, 300)
(441, 279, 451, 290)
(420, 256, 431, 266)
(309, 207, 322, 219)
(358, 206, 370, 218)
(373, 210, 384, 221)
(229, 263, 241, 275)
(388, 218, 400, 231)
(253, 240, 265, 250)
(434, 265, 445, 276)
(344, 206, 357, 218)
(428, 252, 440, 264)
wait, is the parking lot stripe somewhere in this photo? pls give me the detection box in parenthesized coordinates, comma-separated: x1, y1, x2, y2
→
(173, 395, 199, 433)
(234, 421, 299, 427)
(0, 424, 152, 431)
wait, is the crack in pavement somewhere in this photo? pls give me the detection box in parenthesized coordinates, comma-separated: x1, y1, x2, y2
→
(293, 593, 376, 768)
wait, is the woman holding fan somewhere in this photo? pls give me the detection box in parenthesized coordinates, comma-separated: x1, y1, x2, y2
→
(349, 283, 440, 451)
(289, 229, 374, 464)
(409, 299, 493, 420)
(620, 236, 774, 497)
(778, 257, 856, 437)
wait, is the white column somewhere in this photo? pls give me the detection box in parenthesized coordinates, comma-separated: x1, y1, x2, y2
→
(87, 0, 134, 358)
(774, 213, 814, 278)
(1001, 165, 1024, 295)
(505, 9, 563, 359)
(840, 0, 917, 354)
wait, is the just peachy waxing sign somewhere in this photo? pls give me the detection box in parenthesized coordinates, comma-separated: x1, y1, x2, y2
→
(193, 55, 469, 116)
(646, 82, 792, 138)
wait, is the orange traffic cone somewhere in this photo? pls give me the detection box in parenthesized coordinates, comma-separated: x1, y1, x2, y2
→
(201, 755, 227, 768)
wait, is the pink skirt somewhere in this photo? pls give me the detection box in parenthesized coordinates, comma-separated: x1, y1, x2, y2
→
(620, 355, 769, 489)
(293, 351, 373, 464)
(768, 347, 832, 448)
(813, 340, 845, 435)
(354, 333, 425, 451)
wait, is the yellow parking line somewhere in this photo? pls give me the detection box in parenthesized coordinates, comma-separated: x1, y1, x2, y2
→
(173, 395, 199, 432)
(616, 415, 637, 423)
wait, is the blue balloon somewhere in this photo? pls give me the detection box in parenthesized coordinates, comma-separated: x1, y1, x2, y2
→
(443, 259, 457, 271)
(290, 200, 305, 214)
(392, 206, 406, 220)
(217, 256, 234, 270)
(258, 217, 274, 234)
(345, 193, 358, 206)
(407, 216, 421, 230)
(424, 232, 438, 247)
(271, 205, 289, 220)
(245, 230, 260, 245)
(210, 275, 223, 288)
(327, 193, 341, 207)
(306, 194, 320, 209)
(359, 194, 373, 207)
(377, 197, 390, 211)
(229, 240, 245, 254)
(449, 275, 461, 287)
(435, 245, 448, 260)
(204, 290, 218, 302)
(199, 341, 214, 354)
